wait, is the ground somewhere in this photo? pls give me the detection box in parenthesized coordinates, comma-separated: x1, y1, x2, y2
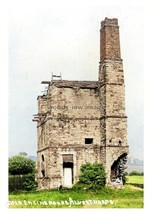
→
(8, 176, 143, 208)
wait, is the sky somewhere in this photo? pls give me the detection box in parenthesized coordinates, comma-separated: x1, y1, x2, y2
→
(8, 0, 144, 160)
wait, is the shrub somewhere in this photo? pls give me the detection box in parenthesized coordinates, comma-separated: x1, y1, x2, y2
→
(78, 162, 106, 188)
(9, 155, 37, 192)
(22, 173, 37, 191)
(129, 171, 142, 176)
(9, 155, 35, 175)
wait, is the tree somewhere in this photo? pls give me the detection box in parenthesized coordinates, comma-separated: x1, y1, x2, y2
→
(18, 152, 28, 157)
(9, 155, 35, 175)
(129, 171, 142, 176)
(78, 162, 106, 187)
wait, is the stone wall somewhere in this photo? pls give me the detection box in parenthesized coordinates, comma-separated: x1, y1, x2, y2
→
(34, 17, 129, 189)
(37, 83, 103, 189)
(99, 18, 128, 187)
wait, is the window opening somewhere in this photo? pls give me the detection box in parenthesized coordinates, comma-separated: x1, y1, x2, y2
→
(85, 138, 93, 144)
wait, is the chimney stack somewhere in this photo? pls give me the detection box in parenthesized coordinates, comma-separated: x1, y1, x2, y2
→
(100, 17, 121, 62)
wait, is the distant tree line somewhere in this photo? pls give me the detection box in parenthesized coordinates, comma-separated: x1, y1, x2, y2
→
(125, 171, 144, 176)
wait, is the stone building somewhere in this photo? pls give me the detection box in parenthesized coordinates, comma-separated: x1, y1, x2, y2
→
(33, 18, 129, 189)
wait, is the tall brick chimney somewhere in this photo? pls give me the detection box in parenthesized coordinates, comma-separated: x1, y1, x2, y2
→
(100, 18, 121, 62)
(99, 17, 129, 186)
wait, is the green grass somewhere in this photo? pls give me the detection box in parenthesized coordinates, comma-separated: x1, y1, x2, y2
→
(8, 183, 143, 208)
(126, 176, 144, 185)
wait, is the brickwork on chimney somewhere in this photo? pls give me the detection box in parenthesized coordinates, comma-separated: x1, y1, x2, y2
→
(100, 18, 121, 62)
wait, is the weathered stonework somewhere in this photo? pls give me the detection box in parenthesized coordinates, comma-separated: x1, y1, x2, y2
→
(33, 17, 129, 189)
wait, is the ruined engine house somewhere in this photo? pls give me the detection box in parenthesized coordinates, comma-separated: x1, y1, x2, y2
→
(33, 18, 129, 189)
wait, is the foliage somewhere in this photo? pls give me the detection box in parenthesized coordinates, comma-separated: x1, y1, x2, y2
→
(22, 173, 37, 191)
(73, 182, 104, 190)
(9, 156, 37, 192)
(9, 155, 35, 175)
(129, 171, 143, 176)
(78, 162, 106, 187)
(18, 152, 28, 157)
(9, 175, 25, 192)
(9, 173, 37, 192)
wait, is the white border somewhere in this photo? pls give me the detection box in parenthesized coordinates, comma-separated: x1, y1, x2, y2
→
(1, 0, 151, 213)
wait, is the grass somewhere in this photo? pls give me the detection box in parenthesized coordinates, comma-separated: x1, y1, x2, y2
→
(8, 176, 144, 208)
(126, 176, 144, 185)
(126, 175, 144, 189)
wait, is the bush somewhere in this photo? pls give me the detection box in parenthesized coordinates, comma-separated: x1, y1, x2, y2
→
(23, 173, 37, 191)
(77, 162, 106, 188)
(9, 155, 35, 175)
(129, 171, 142, 176)
(9, 155, 37, 192)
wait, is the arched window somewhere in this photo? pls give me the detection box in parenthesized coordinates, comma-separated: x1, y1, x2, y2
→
(118, 140, 122, 145)
(42, 154, 44, 161)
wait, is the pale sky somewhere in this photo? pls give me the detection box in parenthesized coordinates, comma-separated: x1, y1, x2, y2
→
(8, 0, 144, 160)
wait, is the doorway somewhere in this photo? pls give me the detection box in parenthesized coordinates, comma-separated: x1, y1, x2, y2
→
(63, 162, 73, 187)
(110, 153, 127, 183)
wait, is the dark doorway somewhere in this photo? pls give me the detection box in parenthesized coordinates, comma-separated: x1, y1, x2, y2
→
(111, 153, 127, 182)
(63, 162, 73, 187)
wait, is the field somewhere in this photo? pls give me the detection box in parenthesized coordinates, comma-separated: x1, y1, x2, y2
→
(127, 175, 144, 185)
(8, 176, 144, 208)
